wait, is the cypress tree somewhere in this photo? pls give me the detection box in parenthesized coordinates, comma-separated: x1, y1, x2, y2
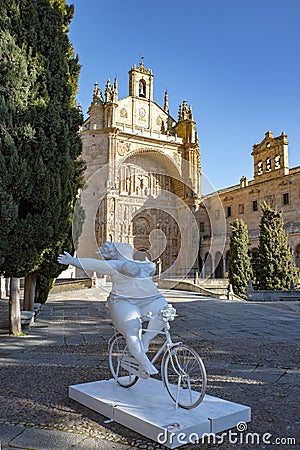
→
(35, 197, 85, 303)
(255, 202, 299, 290)
(0, 0, 85, 331)
(228, 218, 253, 299)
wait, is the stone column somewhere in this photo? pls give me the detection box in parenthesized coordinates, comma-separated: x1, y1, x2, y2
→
(211, 257, 215, 279)
(222, 255, 227, 278)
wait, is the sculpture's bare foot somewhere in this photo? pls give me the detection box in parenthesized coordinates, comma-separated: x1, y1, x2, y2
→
(140, 361, 158, 377)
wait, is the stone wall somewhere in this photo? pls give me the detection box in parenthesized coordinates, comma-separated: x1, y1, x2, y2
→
(247, 285, 300, 302)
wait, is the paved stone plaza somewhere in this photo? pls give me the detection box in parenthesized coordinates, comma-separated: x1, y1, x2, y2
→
(0, 287, 299, 449)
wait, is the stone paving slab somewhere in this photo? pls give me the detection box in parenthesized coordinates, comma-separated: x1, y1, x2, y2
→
(0, 424, 25, 446)
(3, 426, 83, 449)
(72, 437, 130, 449)
(0, 425, 130, 450)
(277, 369, 299, 385)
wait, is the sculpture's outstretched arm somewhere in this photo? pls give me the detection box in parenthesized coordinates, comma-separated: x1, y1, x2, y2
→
(57, 251, 116, 275)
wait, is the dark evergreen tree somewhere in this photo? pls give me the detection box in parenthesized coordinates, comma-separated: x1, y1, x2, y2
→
(228, 218, 253, 299)
(0, 0, 85, 331)
(255, 202, 299, 290)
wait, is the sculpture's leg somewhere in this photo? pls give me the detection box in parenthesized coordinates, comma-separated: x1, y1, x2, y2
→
(141, 296, 168, 352)
(142, 316, 164, 352)
(108, 299, 158, 375)
(126, 334, 158, 375)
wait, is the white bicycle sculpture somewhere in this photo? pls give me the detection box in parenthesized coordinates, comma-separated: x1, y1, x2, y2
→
(108, 304, 207, 410)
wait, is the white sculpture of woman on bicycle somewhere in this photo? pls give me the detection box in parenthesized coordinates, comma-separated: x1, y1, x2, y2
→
(58, 242, 167, 377)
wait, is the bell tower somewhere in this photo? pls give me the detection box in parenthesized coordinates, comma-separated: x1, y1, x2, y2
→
(252, 131, 289, 180)
(129, 60, 153, 101)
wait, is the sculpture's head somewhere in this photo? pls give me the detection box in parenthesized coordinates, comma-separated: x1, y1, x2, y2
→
(96, 242, 117, 260)
(96, 241, 134, 261)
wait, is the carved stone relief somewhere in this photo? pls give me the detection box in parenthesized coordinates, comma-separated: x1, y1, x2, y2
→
(118, 142, 131, 156)
(120, 108, 128, 118)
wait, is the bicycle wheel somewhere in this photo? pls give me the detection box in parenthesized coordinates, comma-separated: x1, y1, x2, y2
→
(109, 334, 139, 388)
(162, 344, 207, 409)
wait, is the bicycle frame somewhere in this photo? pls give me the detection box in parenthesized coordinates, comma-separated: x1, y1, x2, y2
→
(109, 304, 207, 409)
(141, 318, 182, 368)
(142, 322, 196, 408)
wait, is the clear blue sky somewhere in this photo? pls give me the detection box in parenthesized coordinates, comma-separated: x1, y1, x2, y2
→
(69, 0, 300, 193)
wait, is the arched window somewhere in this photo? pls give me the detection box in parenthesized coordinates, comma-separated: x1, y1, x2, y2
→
(274, 155, 281, 169)
(257, 161, 263, 175)
(139, 79, 146, 97)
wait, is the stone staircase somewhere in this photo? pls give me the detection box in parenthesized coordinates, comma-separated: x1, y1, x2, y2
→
(157, 277, 243, 300)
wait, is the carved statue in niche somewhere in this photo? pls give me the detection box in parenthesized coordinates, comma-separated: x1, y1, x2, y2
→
(133, 217, 151, 236)
(156, 116, 163, 126)
(139, 177, 144, 190)
(139, 79, 146, 97)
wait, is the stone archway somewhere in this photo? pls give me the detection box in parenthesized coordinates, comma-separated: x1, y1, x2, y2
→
(117, 150, 183, 200)
(116, 150, 184, 274)
(132, 214, 153, 252)
(93, 148, 198, 277)
(214, 251, 223, 278)
(198, 255, 203, 275)
(133, 248, 152, 261)
(225, 250, 230, 277)
(204, 252, 212, 278)
(132, 209, 180, 273)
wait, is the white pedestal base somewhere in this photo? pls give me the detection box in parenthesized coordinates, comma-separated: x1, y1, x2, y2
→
(69, 378, 251, 449)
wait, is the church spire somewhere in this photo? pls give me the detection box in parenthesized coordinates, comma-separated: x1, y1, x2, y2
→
(112, 77, 118, 102)
(175, 100, 197, 143)
(164, 90, 169, 113)
(105, 79, 111, 103)
(91, 82, 104, 106)
(178, 100, 193, 121)
(113, 77, 118, 93)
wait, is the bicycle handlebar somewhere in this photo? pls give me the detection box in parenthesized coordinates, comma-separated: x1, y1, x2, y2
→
(141, 304, 177, 323)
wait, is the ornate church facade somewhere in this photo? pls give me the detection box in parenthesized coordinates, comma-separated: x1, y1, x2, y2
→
(77, 62, 300, 279)
(77, 61, 201, 277)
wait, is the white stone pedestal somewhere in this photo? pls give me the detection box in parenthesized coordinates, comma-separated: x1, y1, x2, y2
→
(69, 378, 251, 449)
